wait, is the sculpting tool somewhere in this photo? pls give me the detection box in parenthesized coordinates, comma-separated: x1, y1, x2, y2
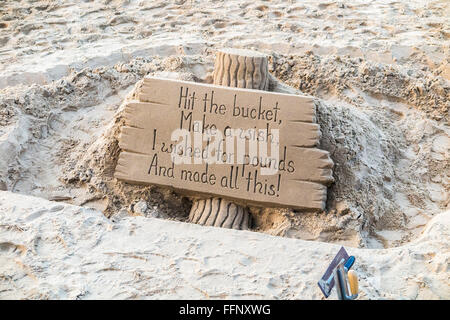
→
(317, 246, 357, 298)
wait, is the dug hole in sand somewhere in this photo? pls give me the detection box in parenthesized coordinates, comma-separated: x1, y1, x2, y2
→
(0, 0, 449, 299)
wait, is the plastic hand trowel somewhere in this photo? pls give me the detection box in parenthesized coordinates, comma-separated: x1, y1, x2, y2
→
(318, 246, 359, 300)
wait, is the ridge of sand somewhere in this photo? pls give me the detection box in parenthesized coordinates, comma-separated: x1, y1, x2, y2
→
(0, 191, 448, 299)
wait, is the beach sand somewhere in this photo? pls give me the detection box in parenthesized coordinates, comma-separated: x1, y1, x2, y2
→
(0, 0, 448, 299)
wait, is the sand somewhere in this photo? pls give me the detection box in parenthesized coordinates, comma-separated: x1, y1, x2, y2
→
(0, 0, 449, 299)
(0, 191, 448, 299)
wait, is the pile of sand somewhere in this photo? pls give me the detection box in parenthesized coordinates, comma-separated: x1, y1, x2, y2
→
(0, 191, 448, 299)
(0, 0, 448, 299)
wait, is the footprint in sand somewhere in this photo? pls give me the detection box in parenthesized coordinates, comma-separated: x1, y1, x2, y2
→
(0, 241, 27, 256)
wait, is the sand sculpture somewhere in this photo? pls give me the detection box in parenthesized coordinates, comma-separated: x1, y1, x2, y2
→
(115, 49, 334, 229)
(190, 49, 272, 230)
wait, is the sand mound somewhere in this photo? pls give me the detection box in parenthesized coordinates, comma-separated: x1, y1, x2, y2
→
(0, 53, 447, 249)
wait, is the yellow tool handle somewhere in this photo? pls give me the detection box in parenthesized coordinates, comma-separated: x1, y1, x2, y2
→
(348, 270, 359, 295)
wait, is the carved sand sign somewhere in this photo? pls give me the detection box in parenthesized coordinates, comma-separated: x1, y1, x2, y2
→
(115, 77, 333, 210)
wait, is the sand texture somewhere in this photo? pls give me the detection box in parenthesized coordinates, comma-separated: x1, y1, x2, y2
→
(0, 191, 448, 299)
(0, 0, 449, 299)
